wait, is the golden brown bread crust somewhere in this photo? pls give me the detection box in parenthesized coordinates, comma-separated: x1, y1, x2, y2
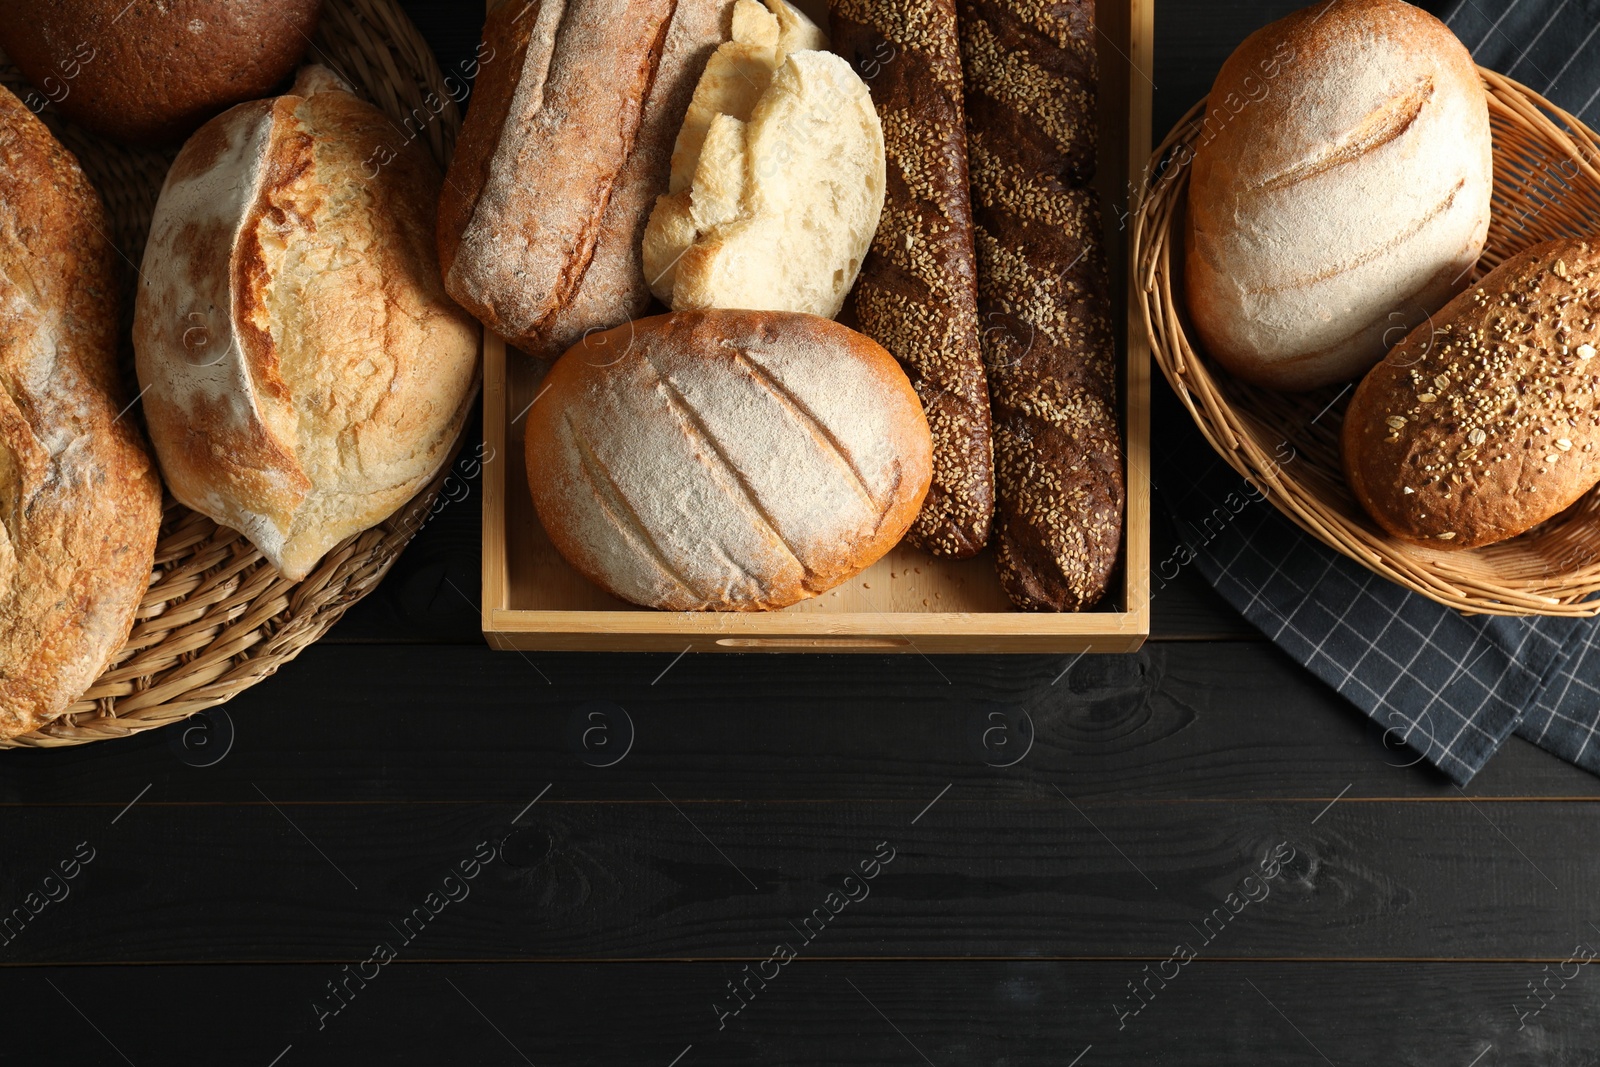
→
(830, 0, 995, 560)
(440, 0, 721, 358)
(0, 86, 162, 739)
(0, 0, 321, 145)
(1344, 238, 1600, 550)
(525, 311, 932, 612)
(134, 69, 480, 581)
(1184, 0, 1491, 391)
(960, 0, 1125, 611)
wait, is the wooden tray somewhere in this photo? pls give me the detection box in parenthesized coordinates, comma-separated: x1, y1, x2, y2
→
(481, 0, 1154, 654)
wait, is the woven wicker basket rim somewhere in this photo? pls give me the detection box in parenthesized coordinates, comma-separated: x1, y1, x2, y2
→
(1135, 66, 1600, 618)
(0, 0, 474, 748)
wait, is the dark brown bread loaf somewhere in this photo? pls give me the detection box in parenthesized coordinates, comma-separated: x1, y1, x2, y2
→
(0, 0, 322, 145)
(959, 0, 1125, 611)
(829, 0, 994, 559)
(1344, 238, 1600, 550)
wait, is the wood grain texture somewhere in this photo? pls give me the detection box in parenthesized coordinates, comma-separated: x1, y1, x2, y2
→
(0, 796, 1596, 963)
(0, 642, 1589, 805)
(5, 962, 1590, 1065)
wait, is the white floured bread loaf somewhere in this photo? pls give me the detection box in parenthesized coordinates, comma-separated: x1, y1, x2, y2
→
(134, 66, 480, 581)
(643, 0, 885, 318)
(1184, 0, 1492, 391)
(525, 310, 932, 611)
(0, 86, 163, 740)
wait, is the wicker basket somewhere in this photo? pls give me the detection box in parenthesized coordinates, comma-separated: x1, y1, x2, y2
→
(0, 0, 472, 748)
(1135, 68, 1600, 618)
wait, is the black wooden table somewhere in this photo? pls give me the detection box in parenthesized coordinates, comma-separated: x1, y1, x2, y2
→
(5, 2, 1597, 1063)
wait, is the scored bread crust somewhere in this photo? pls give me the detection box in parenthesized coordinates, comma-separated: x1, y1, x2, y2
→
(439, 0, 712, 358)
(1184, 0, 1492, 391)
(0, 87, 162, 739)
(830, 0, 996, 560)
(134, 68, 480, 582)
(0, 0, 322, 145)
(961, 0, 1125, 612)
(525, 311, 933, 611)
(1344, 239, 1600, 550)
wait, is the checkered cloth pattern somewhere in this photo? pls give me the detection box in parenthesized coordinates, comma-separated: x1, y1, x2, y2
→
(1160, 0, 1600, 783)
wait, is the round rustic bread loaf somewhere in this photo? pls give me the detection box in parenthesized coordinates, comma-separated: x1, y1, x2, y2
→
(525, 310, 932, 611)
(1344, 238, 1600, 549)
(134, 66, 480, 582)
(0, 0, 322, 145)
(0, 86, 163, 740)
(1185, 0, 1492, 391)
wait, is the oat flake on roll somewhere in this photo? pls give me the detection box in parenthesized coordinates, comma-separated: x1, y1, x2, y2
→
(1343, 238, 1600, 549)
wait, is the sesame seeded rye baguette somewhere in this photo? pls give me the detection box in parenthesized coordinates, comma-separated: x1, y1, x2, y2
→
(959, 0, 1125, 611)
(829, 0, 995, 559)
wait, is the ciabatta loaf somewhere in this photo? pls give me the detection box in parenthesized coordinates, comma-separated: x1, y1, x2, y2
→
(0, 86, 162, 739)
(1185, 0, 1492, 390)
(440, 0, 732, 358)
(525, 311, 932, 611)
(134, 67, 480, 581)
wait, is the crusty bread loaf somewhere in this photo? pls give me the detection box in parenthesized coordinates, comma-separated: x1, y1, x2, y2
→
(525, 310, 933, 611)
(439, 0, 729, 359)
(961, 0, 1125, 612)
(0, 0, 322, 145)
(642, 0, 886, 319)
(1186, 0, 1492, 391)
(134, 67, 479, 582)
(1344, 239, 1600, 549)
(830, 0, 995, 560)
(0, 86, 162, 740)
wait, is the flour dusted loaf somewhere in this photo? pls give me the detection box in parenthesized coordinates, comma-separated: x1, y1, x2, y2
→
(0, 0, 323, 145)
(830, 0, 995, 560)
(1185, 0, 1492, 390)
(642, 0, 886, 319)
(1344, 239, 1600, 549)
(134, 67, 479, 582)
(0, 86, 162, 739)
(440, 0, 733, 358)
(525, 311, 933, 611)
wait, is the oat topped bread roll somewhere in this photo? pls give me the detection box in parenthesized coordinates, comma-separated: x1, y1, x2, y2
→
(961, 0, 1125, 611)
(0, 86, 163, 740)
(830, 0, 996, 560)
(134, 67, 480, 581)
(1344, 238, 1600, 550)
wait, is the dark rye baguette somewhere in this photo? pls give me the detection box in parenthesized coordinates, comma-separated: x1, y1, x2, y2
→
(960, 0, 1125, 611)
(829, 0, 995, 559)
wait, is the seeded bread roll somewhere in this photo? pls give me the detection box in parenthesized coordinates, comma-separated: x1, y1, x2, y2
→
(0, 86, 163, 739)
(1186, 0, 1492, 391)
(960, 0, 1125, 611)
(829, 0, 995, 560)
(1344, 239, 1600, 550)
(525, 311, 933, 612)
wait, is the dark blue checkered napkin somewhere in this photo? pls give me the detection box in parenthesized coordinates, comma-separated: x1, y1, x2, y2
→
(1161, 0, 1600, 784)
